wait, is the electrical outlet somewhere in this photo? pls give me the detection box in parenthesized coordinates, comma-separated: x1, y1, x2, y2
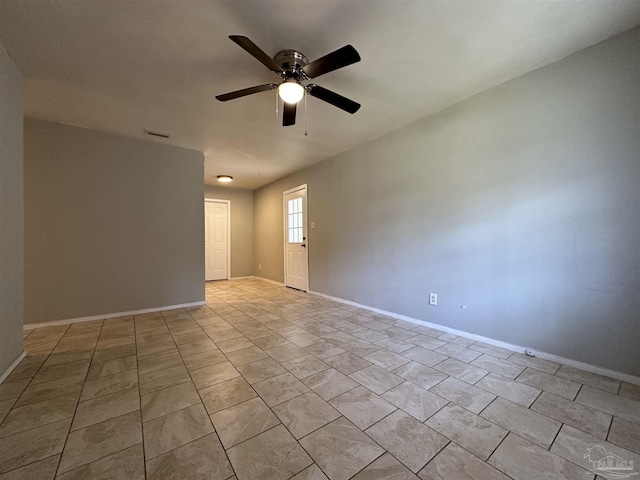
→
(525, 347, 535, 357)
(429, 293, 438, 306)
(258, 264, 262, 270)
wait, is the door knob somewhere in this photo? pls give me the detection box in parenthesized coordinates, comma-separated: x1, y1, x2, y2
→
(301, 244, 306, 248)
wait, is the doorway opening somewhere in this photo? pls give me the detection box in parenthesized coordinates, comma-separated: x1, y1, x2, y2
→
(283, 185, 308, 291)
(204, 199, 230, 281)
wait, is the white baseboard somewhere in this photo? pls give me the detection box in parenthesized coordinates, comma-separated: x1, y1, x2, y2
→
(0, 351, 26, 385)
(251, 276, 285, 287)
(309, 290, 640, 386)
(23, 301, 206, 331)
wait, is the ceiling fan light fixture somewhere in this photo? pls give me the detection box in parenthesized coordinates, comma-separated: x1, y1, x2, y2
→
(278, 81, 304, 104)
(217, 175, 233, 183)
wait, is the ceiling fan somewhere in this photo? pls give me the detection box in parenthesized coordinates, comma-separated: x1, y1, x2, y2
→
(216, 35, 361, 126)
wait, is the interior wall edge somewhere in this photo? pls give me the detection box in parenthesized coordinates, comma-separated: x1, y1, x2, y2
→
(0, 352, 26, 385)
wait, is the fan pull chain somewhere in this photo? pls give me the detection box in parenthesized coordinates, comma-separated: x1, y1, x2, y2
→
(304, 93, 308, 136)
(275, 89, 279, 124)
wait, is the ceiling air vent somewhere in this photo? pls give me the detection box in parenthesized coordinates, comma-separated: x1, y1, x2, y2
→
(144, 128, 170, 139)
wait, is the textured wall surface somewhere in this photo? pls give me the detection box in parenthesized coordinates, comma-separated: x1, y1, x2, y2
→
(253, 28, 640, 375)
(24, 119, 205, 324)
(0, 42, 24, 375)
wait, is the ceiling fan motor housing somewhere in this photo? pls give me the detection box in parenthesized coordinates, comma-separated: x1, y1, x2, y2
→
(274, 50, 309, 79)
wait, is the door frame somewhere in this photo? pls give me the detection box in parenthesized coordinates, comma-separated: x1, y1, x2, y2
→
(283, 184, 309, 292)
(204, 198, 231, 281)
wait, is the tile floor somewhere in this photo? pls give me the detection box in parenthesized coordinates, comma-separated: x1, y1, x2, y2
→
(0, 278, 639, 479)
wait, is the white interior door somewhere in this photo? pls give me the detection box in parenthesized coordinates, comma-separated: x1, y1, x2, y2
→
(205, 199, 229, 281)
(284, 185, 308, 291)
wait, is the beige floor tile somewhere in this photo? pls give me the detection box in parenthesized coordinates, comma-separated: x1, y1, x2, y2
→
(288, 333, 323, 348)
(392, 362, 448, 390)
(5, 363, 43, 383)
(171, 330, 209, 345)
(216, 336, 255, 354)
(433, 358, 489, 384)
(86, 355, 137, 380)
(476, 373, 541, 407)
(199, 376, 257, 414)
(300, 417, 385, 480)
(364, 349, 411, 370)
(273, 391, 341, 439)
(60, 411, 142, 473)
(468, 343, 512, 360)
(608, 417, 640, 454)
(329, 386, 396, 429)
(44, 351, 93, 368)
(325, 352, 372, 375)
(507, 352, 560, 374)
(91, 344, 137, 363)
(15, 375, 84, 408)
(56, 444, 144, 480)
(137, 350, 183, 376)
(266, 343, 309, 362)
(434, 343, 482, 363)
(282, 355, 330, 379)
(0, 379, 30, 402)
(555, 365, 620, 393)
(251, 334, 290, 350)
(190, 361, 241, 390)
(291, 464, 330, 480)
(206, 327, 244, 343)
(348, 364, 404, 395)
(374, 337, 415, 354)
(470, 354, 524, 379)
(0, 399, 14, 424)
(619, 382, 640, 402)
(176, 339, 218, 357)
(304, 368, 360, 401)
(576, 386, 640, 424)
(352, 452, 419, 479)
(141, 381, 201, 422)
(139, 365, 190, 395)
(418, 442, 510, 480)
(367, 410, 449, 473)
(551, 424, 640, 474)
(182, 349, 226, 371)
(146, 433, 234, 480)
(30, 359, 90, 385)
(136, 332, 173, 348)
(80, 369, 138, 400)
(382, 381, 448, 421)
(95, 335, 133, 351)
(210, 397, 280, 448)
(0, 455, 59, 480)
(401, 346, 447, 367)
(488, 433, 591, 480)
(72, 385, 140, 430)
(226, 346, 269, 366)
(353, 329, 390, 343)
(406, 335, 447, 351)
(480, 397, 561, 448)
(515, 367, 581, 400)
(136, 342, 176, 359)
(429, 376, 495, 414)
(410, 325, 444, 338)
(0, 394, 77, 438)
(228, 424, 312, 480)
(237, 358, 287, 384)
(303, 342, 346, 359)
(143, 403, 214, 459)
(254, 372, 309, 406)
(0, 418, 70, 474)
(530, 391, 612, 439)
(426, 404, 507, 460)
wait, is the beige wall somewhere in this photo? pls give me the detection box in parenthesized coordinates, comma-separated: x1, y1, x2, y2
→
(0, 42, 24, 375)
(253, 28, 640, 376)
(205, 185, 254, 278)
(24, 119, 205, 324)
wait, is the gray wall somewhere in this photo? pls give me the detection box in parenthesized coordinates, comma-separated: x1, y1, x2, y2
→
(254, 27, 640, 376)
(0, 42, 24, 375)
(24, 119, 205, 324)
(205, 185, 254, 278)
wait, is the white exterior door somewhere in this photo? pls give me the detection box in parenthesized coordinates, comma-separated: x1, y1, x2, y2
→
(284, 185, 308, 291)
(205, 200, 229, 281)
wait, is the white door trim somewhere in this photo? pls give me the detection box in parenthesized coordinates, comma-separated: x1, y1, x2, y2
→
(205, 198, 231, 280)
(283, 184, 309, 292)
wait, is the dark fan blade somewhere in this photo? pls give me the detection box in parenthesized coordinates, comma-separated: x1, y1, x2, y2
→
(306, 84, 361, 114)
(215, 83, 277, 102)
(229, 35, 284, 73)
(283, 102, 296, 126)
(302, 45, 360, 79)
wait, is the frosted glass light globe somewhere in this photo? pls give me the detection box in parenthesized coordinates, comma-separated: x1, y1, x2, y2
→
(278, 82, 304, 104)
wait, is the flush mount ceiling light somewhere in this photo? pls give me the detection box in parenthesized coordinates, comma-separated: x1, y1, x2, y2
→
(278, 80, 305, 104)
(217, 175, 233, 183)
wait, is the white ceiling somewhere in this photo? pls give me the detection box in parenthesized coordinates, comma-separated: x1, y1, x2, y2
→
(1, 1, 639, 189)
